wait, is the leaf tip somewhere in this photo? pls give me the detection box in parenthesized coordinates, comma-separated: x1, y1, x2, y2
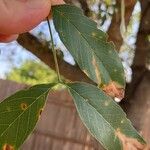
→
(116, 129, 148, 150)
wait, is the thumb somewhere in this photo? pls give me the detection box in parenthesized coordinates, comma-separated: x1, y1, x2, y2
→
(0, 0, 51, 34)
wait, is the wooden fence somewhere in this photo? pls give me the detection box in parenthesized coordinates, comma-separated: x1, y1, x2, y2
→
(0, 79, 150, 150)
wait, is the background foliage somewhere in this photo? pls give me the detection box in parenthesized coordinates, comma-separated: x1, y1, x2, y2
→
(6, 60, 57, 85)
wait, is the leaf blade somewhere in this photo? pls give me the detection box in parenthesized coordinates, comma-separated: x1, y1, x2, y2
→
(0, 83, 55, 149)
(53, 5, 125, 91)
(67, 82, 145, 150)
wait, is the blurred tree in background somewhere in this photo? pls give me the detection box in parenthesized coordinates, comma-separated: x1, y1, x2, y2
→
(6, 60, 57, 85)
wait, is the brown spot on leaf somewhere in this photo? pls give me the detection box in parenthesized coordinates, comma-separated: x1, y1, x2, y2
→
(3, 144, 14, 150)
(20, 103, 28, 111)
(116, 129, 149, 150)
(38, 108, 44, 119)
(102, 81, 124, 100)
(60, 12, 64, 16)
(92, 56, 101, 84)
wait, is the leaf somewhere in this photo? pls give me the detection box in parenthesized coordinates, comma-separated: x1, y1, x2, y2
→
(0, 83, 55, 149)
(52, 5, 126, 98)
(67, 82, 146, 150)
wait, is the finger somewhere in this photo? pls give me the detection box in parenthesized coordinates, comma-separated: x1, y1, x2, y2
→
(0, 0, 51, 34)
(51, 0, 65, 6)
(0, 34, 18, 43)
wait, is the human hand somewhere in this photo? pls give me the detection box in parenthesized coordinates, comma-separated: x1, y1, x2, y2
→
(0, 0, 64, 43)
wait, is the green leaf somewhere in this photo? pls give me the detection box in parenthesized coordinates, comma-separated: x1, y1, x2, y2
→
(0, 83, 55, 149)
(67, 82, 146, 150)
(52, 5, 125, 90)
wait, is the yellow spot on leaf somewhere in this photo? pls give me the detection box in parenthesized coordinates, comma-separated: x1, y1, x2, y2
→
(102, 81, 124, 100)
(92, 32, 96, 37)
(121, 119, 124, 124)
(3, 144, 14, 150)
(104, 101, 110, 106)
(114, 69, 117, 72)
(116, 129, 149, 150)
(92, 56, 101, 84)
(108, 50, 112, 54)
(20, 103, 28, 111)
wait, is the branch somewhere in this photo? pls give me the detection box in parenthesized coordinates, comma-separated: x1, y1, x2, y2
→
(108, 0, 136, 50)
(77, 0, 91, 16)
(17, 33, 92, 83)
(133, 1, 150, 67)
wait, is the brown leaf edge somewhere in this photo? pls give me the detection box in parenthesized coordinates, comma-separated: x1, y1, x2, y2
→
(102, 81, 125, 100)
(116, 129, 150, 150)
